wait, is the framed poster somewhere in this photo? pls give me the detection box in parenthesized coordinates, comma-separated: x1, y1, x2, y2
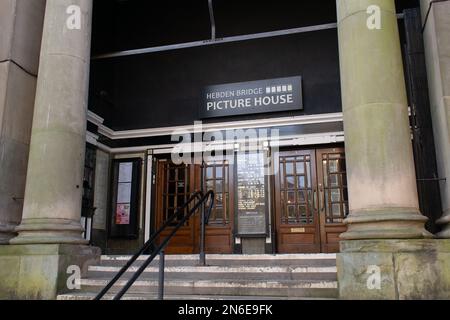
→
(115, 204, 130, 225)
(108, 158, 142, 239)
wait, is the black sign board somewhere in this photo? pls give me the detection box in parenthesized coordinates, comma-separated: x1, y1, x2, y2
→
(200, 76, 303, 119)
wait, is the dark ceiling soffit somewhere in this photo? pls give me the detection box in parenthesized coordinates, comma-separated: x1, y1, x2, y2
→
(92, 14, 404, 60)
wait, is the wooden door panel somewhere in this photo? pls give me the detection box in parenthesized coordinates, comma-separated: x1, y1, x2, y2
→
(155, 160, 196, 254)
(316, 148, 348, 253)
(154, 158, 234, 254)
(202, 160, 234, 253)
(275, 150, 320, 253)
(204, 228, 233, 253)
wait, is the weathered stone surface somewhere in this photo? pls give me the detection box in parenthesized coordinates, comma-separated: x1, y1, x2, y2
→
(337, 239, 450, 299)
(0, 244, 100, 300)
(420, 0, 450, 238)
(0, 0, 16, 63)
(0, 137, 30, 242)
(0, 0, 44, 243)
(1, 62, 37, 145)
(0, 62, 38, 243)
(337, 0, 429, 239)
(0, 0, 45, 75)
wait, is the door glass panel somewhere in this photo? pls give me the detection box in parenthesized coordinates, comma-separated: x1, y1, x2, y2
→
(298, 176, 306, 189)
(321, 152, 349, 224)
(216, 167, 223, 179)
(206, 167, 213, 179)
(288, 206, 296, 219)
(296, 162, 305, 174)
(162, 162, 190, 226)
(329, 159, 338, 173)
(286, 176, 295, 189)
(298, 205, 307, 217)
(287, 191, 295, 204)
(329, 174, 339, 187)
(168, 182, 175, 194)
(203, 161, 230, 226)
(279, 153, 314, 226)
(332, 203, 341, 215)
(331, 189, 341, 202)
(215, 207, 224, 220)
(216, 193, 223, 206)
(169, 169, 176, 181)
(286, 162, 294, 175)
(206, 180, 214, 190)
(178, 168, 185, 180)
(216, 180, 223, 193)
(298, 191, 306, 203)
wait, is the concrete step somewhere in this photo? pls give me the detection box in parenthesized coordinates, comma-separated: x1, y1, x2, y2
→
(86, 265, 338, 281)
(59, 254, 339, 300)
(78, 278, 338, 298)
(57, 292, 336, 300)
(99, 254, 337, 268)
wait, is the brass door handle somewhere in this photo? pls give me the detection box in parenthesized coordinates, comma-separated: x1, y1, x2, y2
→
(313, 190, 317, 211)
(319, 187, 325, 213)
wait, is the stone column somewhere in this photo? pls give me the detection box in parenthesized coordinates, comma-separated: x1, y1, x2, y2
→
(0, 0, 46, 243)
(335, 0, 450, 300)
(337, 0, 431, 240)
(420, 0, 450, 238)
(10, 0, 93, 245)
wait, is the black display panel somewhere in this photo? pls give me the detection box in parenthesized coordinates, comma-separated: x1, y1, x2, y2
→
(108, 158, 142, 239)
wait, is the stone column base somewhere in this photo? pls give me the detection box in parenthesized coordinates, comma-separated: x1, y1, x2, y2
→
(0, 244, 100, 300)
(437, 211, 450, 238)
(0, 223, 17, 244)
(337, 239, 450, 299)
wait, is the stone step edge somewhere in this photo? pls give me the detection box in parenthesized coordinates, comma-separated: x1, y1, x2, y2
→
(80, 279, 338, 289)
(57, 293, 336, 300)
(101, 254, 337, 261)
(88, 265, 337, 273)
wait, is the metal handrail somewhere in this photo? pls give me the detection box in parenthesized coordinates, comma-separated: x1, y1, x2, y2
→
(94, 190, 215, 300)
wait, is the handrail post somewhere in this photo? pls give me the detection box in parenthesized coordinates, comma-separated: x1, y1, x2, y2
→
(199, 201, 206, 266)
(158, 250, 165, 300)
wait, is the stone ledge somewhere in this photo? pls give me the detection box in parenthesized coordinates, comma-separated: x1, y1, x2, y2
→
(341, 239, 450, 253)
(337, 239, 450, 300)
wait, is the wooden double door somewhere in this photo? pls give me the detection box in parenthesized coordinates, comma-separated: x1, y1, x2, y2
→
(154, 158, 234, 254)
(274, 148, 348, 253)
